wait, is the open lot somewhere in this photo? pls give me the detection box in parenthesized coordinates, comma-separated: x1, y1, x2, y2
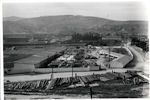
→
(111, 48, 131, 56)
(4, 71, 149, 98)
(5, 83, 149, 99)
(4, 45, 65, 55)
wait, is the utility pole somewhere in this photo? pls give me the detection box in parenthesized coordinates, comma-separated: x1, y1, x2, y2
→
(51, 65, 53, 79)
(71, 60, 74, 85)
(108, 45, 111, 68)
(90, 86, 93, 99)
(72, 61, 74, 78)
(48, 63, 53, 80)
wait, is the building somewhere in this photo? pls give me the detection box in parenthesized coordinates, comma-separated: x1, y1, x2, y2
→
(94, 46, 133, 68)
(6, 47, 65, 74)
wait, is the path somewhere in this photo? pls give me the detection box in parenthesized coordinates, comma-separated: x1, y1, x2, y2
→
(128, 46, 149, 74)
(4, 68, 138, 82)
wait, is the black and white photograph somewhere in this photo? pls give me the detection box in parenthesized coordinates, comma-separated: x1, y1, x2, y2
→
(2, 0, 150, 99)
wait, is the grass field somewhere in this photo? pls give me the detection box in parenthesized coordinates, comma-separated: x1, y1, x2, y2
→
(4, 45, 65, 69)
(4, 54, 32, 62)
(4, 54, 32, 68)
(5, 46, 62, 54)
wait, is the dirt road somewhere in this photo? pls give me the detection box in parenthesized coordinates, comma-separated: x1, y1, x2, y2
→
(128, 46, 149, 74)
(4, 68, 138, 82)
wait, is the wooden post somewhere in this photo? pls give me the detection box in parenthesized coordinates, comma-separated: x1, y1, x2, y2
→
(51, 66, 53, 79)
(48, 64, 53, 80)
(72, 62, 73, 78)
(108, 46, 110, 68)
(71, 61, 74, 85)
(90, 87, 93, 99)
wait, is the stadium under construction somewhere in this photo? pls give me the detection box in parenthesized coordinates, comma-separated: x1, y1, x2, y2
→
(4, 45, 133, 74)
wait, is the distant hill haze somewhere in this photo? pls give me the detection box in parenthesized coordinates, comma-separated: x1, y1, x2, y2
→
(3, 16, 23, 21)
(3, 15, 148, 36)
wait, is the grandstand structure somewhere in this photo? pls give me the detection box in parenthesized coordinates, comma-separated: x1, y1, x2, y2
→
(5, 46, 133, 74)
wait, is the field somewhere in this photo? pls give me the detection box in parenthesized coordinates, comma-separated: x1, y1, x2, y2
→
(111, 48, 131, 56)
(4, 45, 65, 62)
(4, 54, 32, 68)
(4, 45, 65, 55)
(4, 45, 66, 74)
(4, 54, 31, 62)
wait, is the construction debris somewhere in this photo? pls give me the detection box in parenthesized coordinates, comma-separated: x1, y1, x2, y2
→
(4, 71, 149, 93)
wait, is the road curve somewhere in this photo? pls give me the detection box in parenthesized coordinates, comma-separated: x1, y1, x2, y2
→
(128, 46, 149, 73)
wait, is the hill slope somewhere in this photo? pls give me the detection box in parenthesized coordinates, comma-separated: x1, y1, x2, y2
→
(3, 15, 148, 35)
(3, 16, 23, 21)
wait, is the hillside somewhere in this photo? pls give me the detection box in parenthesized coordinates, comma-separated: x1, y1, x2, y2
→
(3, 16, 23, 21)
(3, 15, 148, 36)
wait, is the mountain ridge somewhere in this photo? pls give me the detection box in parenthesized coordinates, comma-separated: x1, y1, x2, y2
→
(3, 15, 148, 35)
(3, 16, 23, 21)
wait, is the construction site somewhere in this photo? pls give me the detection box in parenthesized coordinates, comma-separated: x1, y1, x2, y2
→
(4, 70, 149, 98)
(3, 3, 149, 98)
(4, 45, 149, 98)
(4, 45, 133, 74)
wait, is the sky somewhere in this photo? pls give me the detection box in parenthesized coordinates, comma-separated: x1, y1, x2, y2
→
(2, 2, 148, 21)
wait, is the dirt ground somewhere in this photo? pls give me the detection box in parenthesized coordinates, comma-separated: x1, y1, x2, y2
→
(4, 45, 149, 99)
(4, 82, 149, 99)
